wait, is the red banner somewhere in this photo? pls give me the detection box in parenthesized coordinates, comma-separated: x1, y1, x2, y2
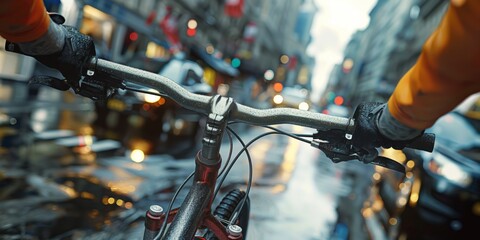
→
(224, 0, 244, 18)
(159, 6, 182, 52)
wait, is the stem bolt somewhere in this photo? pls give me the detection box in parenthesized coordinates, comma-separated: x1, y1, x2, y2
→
(148, 205, 164, 216)
(227, 224, 242, 237)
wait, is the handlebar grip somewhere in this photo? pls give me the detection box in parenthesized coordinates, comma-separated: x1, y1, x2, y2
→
(405, 133, 435, 152)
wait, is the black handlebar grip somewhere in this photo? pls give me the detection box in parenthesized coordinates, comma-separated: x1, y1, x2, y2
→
(406, 133, 435, 152)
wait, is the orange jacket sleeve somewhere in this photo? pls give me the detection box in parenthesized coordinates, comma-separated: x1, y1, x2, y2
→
(387, 0, 480, 130)
(0, 0, 50, 42)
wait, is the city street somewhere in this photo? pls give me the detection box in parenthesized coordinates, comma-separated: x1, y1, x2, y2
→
(218, 125, 352, 239)
(97, 124, 371, 239)
(0, 122, 375, 239)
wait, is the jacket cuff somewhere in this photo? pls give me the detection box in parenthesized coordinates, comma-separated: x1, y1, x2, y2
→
(17, 19, 65, 56)
(377, 104, 423, 140)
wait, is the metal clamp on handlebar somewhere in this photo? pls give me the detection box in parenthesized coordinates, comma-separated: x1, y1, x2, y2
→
(77, 66, 125, 101)
(312, 129, 352, 160)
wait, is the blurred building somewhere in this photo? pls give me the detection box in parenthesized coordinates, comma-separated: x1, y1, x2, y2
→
(0, 0, 320, 141)
(321, 0, 448, 108)
(74, 0, 318, 91)
(320, 1, 450, 238)
(321, 30, 365, 108)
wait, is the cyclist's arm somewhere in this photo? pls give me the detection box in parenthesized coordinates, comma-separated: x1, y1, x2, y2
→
(387, 0, 480, 130)
(0, 0, 64, 55)
(0, 0, 50, 42)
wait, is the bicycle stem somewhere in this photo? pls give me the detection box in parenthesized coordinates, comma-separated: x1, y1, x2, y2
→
(202, 95, 235, 162)
(162, 95, 236, 239)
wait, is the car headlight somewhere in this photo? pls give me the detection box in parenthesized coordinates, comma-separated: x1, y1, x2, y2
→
(428, 153, 472, 187)
(298, 102, 309, 111)
(273, 94, 283, 104)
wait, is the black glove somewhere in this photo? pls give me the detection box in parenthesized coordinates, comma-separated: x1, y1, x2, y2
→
(35, 25, 95, 92)
(351, 102, 423, 151)
(5, 14, 95, 93)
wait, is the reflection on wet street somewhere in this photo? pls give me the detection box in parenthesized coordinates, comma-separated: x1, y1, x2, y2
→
(226, 125, 351, 239)
(0, 124, 359, 240)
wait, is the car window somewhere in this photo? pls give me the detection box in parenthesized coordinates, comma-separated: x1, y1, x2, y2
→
(430, 112, 480, 149)
(159, 60, 184, 84)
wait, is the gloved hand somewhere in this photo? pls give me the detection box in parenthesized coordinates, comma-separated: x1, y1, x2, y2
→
(351, 102, 424, 151)
(34, 26, 95, 92)
(5, 14, 95, 93)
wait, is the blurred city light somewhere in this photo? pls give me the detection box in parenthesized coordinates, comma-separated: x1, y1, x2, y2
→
(187, 19, 198, 29)
(129, 32, 138, 41)
(231, 58, 241, 68)
(186, 28, 196, 37)
(334, 96, 344, 105)
(342, 58, 354, 73)
(139, 89, 161, 103)
(187, 18, 197, 37)
(130, 149, 145, 163)
(299, 102, 309, 111)
(264, 69, 275, 81)
(206, 45, 215, 54)
(273, 94, 284, 104)
(273, 82, 283, 92)
(280, 54, 290, 64)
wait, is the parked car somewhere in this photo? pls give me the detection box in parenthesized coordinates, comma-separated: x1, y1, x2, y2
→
(154, 57, 212, 157)
(362, 93, 480, 240)
(321, 104, 351, 118)
(272, 86, 312, 111)
(93, 56, 212, 158)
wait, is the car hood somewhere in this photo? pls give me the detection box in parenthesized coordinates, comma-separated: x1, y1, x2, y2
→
(431, 144, 480, 173)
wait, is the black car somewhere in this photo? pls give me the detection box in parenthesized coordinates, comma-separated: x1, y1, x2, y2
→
(362, 94, 480, 240)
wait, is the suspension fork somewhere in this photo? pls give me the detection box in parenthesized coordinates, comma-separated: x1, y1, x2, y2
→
(162, 95, 235, 239)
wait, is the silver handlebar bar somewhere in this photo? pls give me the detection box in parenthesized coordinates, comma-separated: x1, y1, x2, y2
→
(89, 58, 354, 132)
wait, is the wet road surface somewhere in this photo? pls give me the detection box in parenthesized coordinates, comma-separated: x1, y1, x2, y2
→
(216, 125, 353, 239)
(0, 124, 368, 240)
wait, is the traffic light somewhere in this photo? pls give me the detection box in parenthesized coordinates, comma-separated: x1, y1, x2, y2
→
(187, 19, 197, 37)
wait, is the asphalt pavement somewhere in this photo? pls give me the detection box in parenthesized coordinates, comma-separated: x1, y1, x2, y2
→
(215, 124, 369, 240)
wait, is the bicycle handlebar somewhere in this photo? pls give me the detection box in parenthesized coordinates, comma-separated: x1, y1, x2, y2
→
(88, 57, 354, 132)
(85, 56, 436, 166)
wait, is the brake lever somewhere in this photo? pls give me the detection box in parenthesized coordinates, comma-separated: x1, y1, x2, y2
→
(370, 156, 405, 174)
(29, 75, 70, 91)
(313, 129, 406, 173)
(314, 141, 406, 174)
(28, 74, 122, 101)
